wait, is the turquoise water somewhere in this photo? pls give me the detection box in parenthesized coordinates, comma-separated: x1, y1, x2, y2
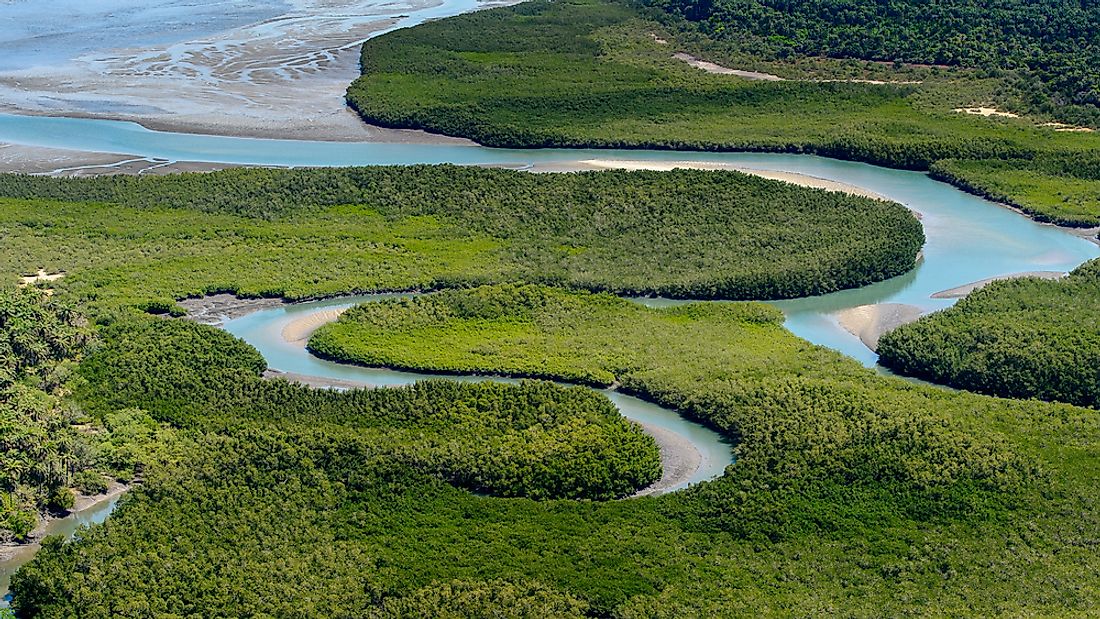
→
(220, 295, 737, 491)
(1, 111, 1095, 364)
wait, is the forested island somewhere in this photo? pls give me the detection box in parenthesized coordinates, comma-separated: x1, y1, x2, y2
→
(879, 260, 1100, 409)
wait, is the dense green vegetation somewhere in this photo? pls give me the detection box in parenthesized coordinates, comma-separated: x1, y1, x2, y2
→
(931, 153, 1100, 226)
(879, 259, 1100, 409)
(348, 0, 1100, 226)
(77, 317, 660, 500)
(647, 0, 1100, 126)
(310, 283, 775, 386)
(0, 166, 922, 305)
(12, 284, 1100, 615)
(0, 287, 156, 541)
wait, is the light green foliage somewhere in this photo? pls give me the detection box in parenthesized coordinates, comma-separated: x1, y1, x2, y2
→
(879, 259, 1100, 408)
(0, 166, 922, 306)
(931, 154, 1100, 225)
(348, 0, 1100, 226)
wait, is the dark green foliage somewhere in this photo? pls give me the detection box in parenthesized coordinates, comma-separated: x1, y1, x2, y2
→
(347, 0, 1100, 224)
(0, 288, 90, 539)
(648, 0, 1100, 124)
(70, 471, 108, 496)
(879, 259, 1100, 408)
(0, 166, 923, 303)
(75, 316, 660, 500)
(13, 287, 1100, 615)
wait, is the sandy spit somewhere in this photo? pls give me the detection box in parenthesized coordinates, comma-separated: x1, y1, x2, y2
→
(550, 159, 890, 200)
(930, 271, 1066, 299)
(281, 308, 349, 345)
(835, 303, 925, 351)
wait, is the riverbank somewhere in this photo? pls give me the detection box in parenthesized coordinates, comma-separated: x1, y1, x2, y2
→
(182, 293, 716, 497)
(0, 481, 128, 562)
(537, 159, 891, 200)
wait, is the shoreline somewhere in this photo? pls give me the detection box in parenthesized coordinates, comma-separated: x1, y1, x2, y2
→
(540, 159, 892, 200)
(930, 271, 1066, 299)
(0, 480, 129, 563)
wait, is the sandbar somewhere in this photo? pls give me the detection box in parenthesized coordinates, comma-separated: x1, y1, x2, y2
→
(930, 271, 1066, 299)
(835, 303, 925, 350)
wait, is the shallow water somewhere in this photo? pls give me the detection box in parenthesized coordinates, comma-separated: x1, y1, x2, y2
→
(0, 494, 122, 606)
(0, 0, 291, 72)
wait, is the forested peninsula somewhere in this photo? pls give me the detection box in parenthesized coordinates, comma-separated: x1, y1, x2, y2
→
(879, 259, 1100, 409)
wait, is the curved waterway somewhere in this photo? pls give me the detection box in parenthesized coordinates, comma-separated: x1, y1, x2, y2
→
(1, 111, 1097, 364)
(0, 116, 1097, 608)
(219, 294, 736, 493)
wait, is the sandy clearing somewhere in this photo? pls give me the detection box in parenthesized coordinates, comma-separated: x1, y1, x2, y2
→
(930, 271, 1066, 299)
(281, 308, 349, 345)
(565, 159, 890, 200)
(835, 303, 925, 351)
(672, 53, 922, 84)
(18, 269, 65, 285)
(673, 53, 784, 81)
(954, 107, 1019, 118)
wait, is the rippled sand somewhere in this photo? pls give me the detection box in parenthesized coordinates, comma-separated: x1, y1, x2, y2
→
(0, 0, 502, 141)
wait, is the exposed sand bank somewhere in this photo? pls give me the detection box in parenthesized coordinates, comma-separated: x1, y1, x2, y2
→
(0, 143, 250, 176)
(629, 422, 703, 498)
(930, 271, 1066, 299)
(281, 308, 349, 345)
(556, 159, 890, 200)
(835, 303, 925, 351)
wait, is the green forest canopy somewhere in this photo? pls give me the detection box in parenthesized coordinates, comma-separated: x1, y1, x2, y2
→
(11, 284, 1100, 615)
(648, 0, 1100, 125)
(0, 166, 922, 306)
(348, 0, 1100, 226)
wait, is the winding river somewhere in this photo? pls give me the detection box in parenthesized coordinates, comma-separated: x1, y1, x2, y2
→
(1, 2, 1099, 607)
(219, 295, 736, 493)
